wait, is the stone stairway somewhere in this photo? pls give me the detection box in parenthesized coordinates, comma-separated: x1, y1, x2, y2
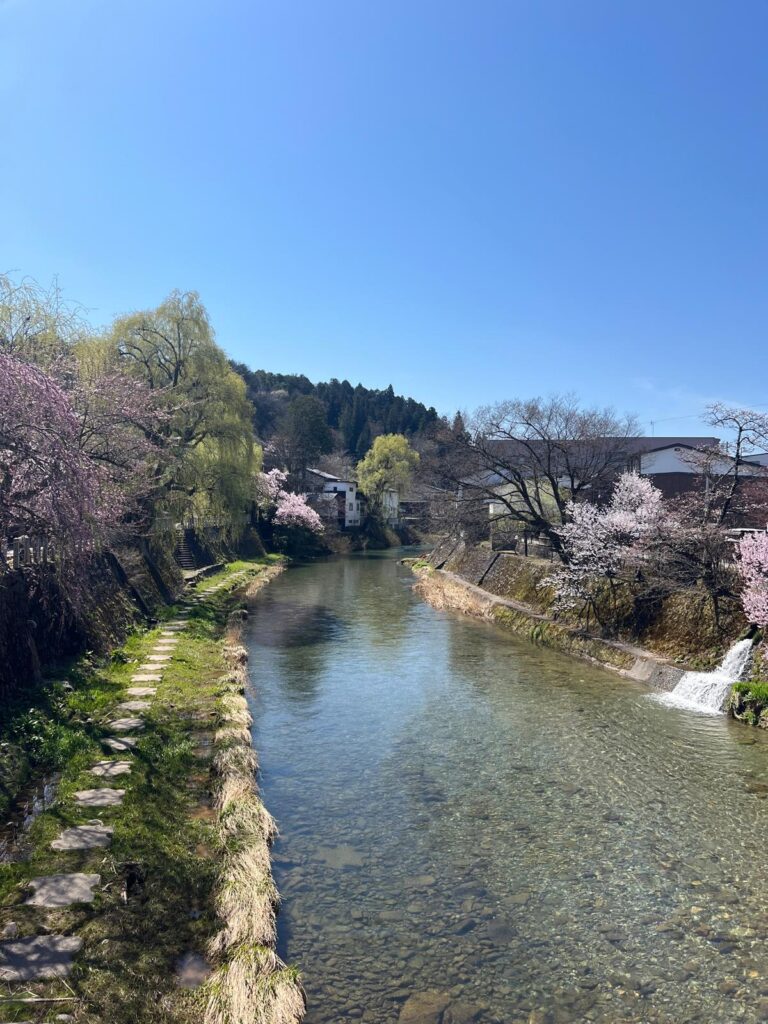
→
(174, 537, 196, 570)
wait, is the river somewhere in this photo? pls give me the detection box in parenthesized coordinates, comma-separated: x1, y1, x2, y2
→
(245, 551, 768, 1024)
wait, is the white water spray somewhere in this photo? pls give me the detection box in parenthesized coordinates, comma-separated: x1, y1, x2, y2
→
(656, 638, 754, 715)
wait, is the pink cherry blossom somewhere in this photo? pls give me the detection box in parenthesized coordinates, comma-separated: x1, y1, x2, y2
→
(545, 472, 669, 615)
(273, 491, 324, 534)
(738, 531, 768, 627)
(255, 468, 288, 507)
(0, 352, 115, 547)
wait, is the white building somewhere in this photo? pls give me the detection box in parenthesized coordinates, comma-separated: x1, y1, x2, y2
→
(381, 488, 400, 525)
(306, 469, 362, 528)
(306, 469, 401, 528)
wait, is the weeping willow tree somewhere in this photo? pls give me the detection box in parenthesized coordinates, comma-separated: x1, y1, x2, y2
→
(0, 272, 88, 367)
(177, 421, 261, 530)
(108, 290, 259, 536)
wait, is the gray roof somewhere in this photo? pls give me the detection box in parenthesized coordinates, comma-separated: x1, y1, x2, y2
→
(622, 436, 719, 454)
(306, 467, 356, 484)
(489, 436, 719, 460)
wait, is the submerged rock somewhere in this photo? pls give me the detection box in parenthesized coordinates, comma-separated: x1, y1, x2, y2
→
(444, 1000, 485, 1023)
(398, 990, 452, 1023)
(316, 844, 366, 868)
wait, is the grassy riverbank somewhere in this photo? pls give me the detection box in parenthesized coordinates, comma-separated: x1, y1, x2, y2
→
(0, 558, 298, 1024)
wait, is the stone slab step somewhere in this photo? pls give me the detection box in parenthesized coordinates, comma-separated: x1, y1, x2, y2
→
(103, 736, 138, 753)
(116, 700, 152, 713)
(25, 872, 100, 907)
(0, 934, 83, 981)
(51, 823, 113, 851)
(146, 654, 172, 663)
(90, 760, 132, 778)
(109, 718, 144, 732)
(135, 664, 165, 674)
(74, 789, 125, 807)
(126, 686, 156, 697)
(131, 673, 162, 683)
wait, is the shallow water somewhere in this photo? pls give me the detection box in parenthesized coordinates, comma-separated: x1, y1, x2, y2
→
(246, 552, 768, 1023)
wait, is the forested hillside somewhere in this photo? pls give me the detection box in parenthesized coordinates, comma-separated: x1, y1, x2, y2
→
(231, 363, 439, 456)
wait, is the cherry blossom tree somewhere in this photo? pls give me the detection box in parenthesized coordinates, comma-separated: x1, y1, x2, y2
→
(273, 491, 324, 533)
(254, 469, 324, 537)
(545, 472, 669, 630)
(435, 394, 639, 558)
(0, 353, 116, 547)
(738, 532, 768, 628)
(255, 469, 288, 509)
(69, 366, 170, 529)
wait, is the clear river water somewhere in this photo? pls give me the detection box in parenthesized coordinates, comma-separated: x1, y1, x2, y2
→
(245, 551, 768, 1024)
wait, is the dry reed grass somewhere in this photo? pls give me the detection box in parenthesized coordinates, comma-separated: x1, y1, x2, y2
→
(224, 644, 249, 664)
(204, 946, 305, 1024)
(218, 694, 253, 729)
(205, 599, 304, 1024)
(218, 671, 246, 695)
(214, 724, 252, 746)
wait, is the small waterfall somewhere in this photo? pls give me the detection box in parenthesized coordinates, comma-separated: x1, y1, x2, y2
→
(656, 639, 754, 714)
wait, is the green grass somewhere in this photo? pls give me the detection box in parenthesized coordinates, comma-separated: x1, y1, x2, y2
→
(733, 681, 768, 701)
(0, 558, 281, 1024)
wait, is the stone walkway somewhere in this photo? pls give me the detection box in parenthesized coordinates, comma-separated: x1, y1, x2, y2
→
(0, 598, 196, 985)
(0, 569, 254, 991)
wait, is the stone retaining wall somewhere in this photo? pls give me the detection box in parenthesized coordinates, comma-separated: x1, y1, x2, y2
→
(415, 568, 685, 690)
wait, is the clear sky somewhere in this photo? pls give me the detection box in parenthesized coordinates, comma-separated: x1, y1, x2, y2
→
(2, 0, 767, 434)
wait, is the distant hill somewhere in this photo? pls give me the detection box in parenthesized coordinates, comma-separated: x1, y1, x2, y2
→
(231, 363, 440, 457)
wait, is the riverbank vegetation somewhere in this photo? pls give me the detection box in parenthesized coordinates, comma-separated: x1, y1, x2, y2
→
(0, 560, 297, 1024)
(423, 395, 768, 673)
(0, 272, 430, 701)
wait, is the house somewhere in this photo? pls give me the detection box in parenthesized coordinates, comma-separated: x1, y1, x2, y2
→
(624, 436, 720, 498)
(483, 435, 768, 548)
(381, 488, 400, 526)
(304, 468, 402, 529)
(305, 469, 363, 528)
(488, 436, 734, 501)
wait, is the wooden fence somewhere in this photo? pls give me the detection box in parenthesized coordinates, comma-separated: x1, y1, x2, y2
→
(2, 535, 57, 570)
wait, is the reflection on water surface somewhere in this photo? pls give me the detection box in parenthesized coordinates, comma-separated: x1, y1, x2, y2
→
(247, 552, 768, 1023)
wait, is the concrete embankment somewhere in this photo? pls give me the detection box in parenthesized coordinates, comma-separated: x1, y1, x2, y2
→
(413, 565, 685, 691)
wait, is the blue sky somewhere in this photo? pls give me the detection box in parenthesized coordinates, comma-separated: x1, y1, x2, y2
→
(2, 1, 767, 434)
